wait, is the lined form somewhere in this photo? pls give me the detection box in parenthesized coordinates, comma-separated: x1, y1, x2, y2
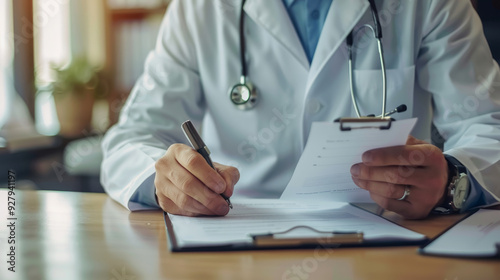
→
(168, 199, 425, 248)
(280, 118, 417, 203)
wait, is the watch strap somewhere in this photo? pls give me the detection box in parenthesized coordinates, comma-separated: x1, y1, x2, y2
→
(433, 155, 468, 214)
(444, 155, 467, 174)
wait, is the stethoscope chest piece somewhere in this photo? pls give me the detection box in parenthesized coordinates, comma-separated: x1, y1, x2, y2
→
(229, 76, 258, 110)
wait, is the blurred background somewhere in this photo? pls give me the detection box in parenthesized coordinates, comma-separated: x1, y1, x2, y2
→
(0, 0, 498, 193)
(0, 0, 169, 192)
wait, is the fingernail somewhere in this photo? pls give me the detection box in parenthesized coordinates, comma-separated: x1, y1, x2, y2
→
(350, 164, 360, 176)
(216, 182, 226, 193)
(362, 152, 373, 163)
(217, 204, 229, 215)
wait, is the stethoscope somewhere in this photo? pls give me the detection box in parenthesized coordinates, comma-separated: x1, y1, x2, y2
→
(229, 0, 406, 117)
(228, 0, 257, 110)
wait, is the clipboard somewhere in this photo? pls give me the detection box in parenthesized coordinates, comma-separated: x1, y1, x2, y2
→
(419, 209, 500, 258)
(251, 226, 363, 248)
(165, 118, 421, 252)
(163, 201, 429, 252)
(334, 117, 393, 131)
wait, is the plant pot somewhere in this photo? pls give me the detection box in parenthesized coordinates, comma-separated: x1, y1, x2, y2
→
(54, 89, 95, 138)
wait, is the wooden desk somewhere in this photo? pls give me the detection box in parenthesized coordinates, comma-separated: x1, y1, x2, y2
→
(1, 190, 498, 280)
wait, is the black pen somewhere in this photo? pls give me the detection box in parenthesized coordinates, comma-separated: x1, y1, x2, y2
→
(181, 120, 233, 209)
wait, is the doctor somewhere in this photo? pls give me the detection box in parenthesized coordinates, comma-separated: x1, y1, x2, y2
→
(101, 0, 500, 219)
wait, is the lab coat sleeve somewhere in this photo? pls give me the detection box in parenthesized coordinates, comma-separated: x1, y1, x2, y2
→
(416, 0, 500, 204)
(100, 0, 205, 211)
(463, 174, 499, 211)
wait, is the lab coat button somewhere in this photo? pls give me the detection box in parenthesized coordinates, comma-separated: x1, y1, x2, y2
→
(308, 100, 322, 114)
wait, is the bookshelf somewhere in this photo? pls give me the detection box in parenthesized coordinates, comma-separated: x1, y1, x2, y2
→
(110, 6, 169, 20)
(104, 0, 170, 125)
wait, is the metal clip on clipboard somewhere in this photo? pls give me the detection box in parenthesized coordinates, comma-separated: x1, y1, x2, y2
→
(251, 226, 364, 248)
(334, 117, 393, 131)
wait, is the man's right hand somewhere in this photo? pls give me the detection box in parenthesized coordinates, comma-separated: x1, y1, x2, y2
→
(154, 144, 240, 216)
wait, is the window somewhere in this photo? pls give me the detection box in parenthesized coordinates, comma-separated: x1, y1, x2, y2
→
(33, 0, 71, 85)
(0, 0, 13, 128)
(0, 0, 70, 135)
(32, 0, 71, 135)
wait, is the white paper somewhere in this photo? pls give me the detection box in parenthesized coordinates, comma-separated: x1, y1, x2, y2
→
(281, 118, 418, 202)
(421, 209, 500, 257)
(168, 199, 426, 248)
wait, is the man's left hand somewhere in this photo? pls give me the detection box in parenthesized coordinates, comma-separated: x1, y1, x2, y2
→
(350, 136, 448, 219)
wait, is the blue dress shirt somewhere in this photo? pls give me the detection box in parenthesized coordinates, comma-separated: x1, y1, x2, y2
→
(282, 0, 333, 63)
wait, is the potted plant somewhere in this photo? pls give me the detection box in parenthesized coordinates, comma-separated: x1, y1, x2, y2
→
(50, 58, 107, 138)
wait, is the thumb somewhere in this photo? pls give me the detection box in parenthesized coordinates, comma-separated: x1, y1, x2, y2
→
(213, 163, 240, 197)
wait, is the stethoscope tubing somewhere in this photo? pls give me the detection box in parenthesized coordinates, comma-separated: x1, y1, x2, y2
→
(347, 0, 387, 118)
(232, 0, 387, 117)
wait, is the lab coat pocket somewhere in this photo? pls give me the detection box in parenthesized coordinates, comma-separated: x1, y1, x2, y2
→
(351, 65, 415, 119)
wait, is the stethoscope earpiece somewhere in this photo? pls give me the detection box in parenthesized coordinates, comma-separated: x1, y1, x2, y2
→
(229, 76, 258, 110)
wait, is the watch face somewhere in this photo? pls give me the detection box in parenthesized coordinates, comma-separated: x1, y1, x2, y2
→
(453, 175, 470, 209)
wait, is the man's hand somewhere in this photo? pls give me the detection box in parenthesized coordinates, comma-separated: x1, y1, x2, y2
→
(154, 144, 240, 216)
(350, 136, 448, 219)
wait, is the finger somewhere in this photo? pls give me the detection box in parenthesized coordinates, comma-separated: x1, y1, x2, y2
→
(214, 163, 240, 198)
(362, 144, 442, 167)
(352, 177, 409, 200)
(163, 163, 229, 215)
(157, 196, 200, 217)
(351, 163, 431, 186)
(156, 175, 221, 216)
(370, 193, 429, 220)
(159, 145, 230, 215)
(174, 145, 227, 194)
(169, 181, 224, 215)
(353, 177, 432, 206)
(155, 185, 209, 217)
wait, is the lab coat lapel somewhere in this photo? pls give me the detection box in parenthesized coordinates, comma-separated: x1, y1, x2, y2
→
(244, 0, 309, 70)
(306, 0, 369, 93)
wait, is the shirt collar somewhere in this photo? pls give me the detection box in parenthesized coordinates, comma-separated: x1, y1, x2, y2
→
(283, 0, 296, 8)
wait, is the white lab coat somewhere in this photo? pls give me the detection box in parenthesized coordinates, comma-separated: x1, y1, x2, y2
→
(101, 0, 500, 210)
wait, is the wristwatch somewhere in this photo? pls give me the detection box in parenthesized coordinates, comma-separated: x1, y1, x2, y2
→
(433, 155, 471, 214)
